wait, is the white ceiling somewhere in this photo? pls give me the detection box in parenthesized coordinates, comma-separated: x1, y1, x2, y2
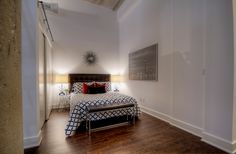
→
(42, 0, 124, 11)
(82, 0, 124, 11)
(42, 0, 125, 17)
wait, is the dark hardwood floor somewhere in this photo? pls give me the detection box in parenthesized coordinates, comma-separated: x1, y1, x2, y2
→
(25, 110, 226, 154)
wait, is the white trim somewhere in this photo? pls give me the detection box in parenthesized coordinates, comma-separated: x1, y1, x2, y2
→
(232, 1, 236, 152)
(38, 23, 53, 47)
(170, 0, 174, 118)
(202, 132, 234, 154)
(52, 104, 69, 109)
(24, 131, 42, 149)
(117, 0, 141, 22)
(140, 105, 171, 123)
(233, 140, 236, 144)
(140, 105, 202, 137)
(233, 140, 236, 154)
(202, 0, 207, 133)
(140, 105, 235, 153)
(170, 117, 202, 137)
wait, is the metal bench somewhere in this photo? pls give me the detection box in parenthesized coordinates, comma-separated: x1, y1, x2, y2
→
(86, 103, 135, 135)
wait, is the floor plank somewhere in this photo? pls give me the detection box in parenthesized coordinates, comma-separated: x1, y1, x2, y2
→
(25, 111, 226, 154)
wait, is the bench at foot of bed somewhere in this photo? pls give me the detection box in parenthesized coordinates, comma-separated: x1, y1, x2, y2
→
(86, 103, 136, 135)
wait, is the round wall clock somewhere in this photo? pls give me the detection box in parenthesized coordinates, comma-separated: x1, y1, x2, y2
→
(84, 51, 97, 65)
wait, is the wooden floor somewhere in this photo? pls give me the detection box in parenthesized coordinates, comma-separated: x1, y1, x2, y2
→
(25, 111, 226, 154)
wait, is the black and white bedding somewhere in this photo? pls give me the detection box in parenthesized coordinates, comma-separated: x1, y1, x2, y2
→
(65, 92, 140, 136)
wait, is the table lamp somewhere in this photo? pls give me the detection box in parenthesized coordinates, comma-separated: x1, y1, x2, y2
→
(54, 74, 68, 95)
(111, 75, 122, 92)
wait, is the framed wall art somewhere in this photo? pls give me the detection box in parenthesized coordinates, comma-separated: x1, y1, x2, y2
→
(129, 44, 158, 81)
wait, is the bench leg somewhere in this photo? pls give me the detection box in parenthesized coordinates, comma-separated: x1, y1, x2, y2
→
(86, 113, 88, 130)
(133, 107, 135, 125)
(126, 108, 129, 122)
(89, 115, 91, 135)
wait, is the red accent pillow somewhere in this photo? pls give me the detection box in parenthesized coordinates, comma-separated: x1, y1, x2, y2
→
(83, 83, 94, 94)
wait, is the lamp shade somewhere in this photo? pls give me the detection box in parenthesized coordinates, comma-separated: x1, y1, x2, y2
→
(54, 74, 68, 83)
(111, 75, 122, 82)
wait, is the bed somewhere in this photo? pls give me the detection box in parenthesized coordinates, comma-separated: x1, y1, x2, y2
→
(65, 74, 140, 136)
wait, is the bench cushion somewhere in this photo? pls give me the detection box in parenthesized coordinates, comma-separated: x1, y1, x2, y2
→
(87, 103, 135, 113)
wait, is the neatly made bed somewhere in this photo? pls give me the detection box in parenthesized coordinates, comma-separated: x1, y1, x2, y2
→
(65, 74, 140, 136)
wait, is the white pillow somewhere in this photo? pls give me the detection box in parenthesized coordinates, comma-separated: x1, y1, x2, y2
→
(72, 82, 93, 94)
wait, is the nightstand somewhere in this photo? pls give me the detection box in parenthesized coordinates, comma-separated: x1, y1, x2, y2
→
(57, 94, 70, 111)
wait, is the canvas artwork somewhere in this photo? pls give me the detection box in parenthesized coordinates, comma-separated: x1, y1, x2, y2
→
(129, 44, 158, 81)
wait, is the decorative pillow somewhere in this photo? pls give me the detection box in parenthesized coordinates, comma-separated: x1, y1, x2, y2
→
(95, 85, 106, 94)
(72, 82, 93, 94)
(71, 82, 83, 93)
(95, 82, 111, 92)
(87, 85, 97, 94)
(87, 85, 106, 94)
(83, 83, 95, 94)
(82, 83, 89, 94)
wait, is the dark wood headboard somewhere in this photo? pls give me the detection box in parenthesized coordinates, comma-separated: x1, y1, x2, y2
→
(69, 74, 111, 92)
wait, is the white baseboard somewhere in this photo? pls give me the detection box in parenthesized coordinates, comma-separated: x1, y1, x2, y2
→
(140, 105, 202, 137)
(46, 106, 52, 120)
(170, 117, 202, 137)
(52, 104, 69, 109)
(202, 132, 234, 154)
(232, 140, 236, 145)
(140, 105, 234, 154)
(140, 105, 171, 123)
(233, 140, 236, 154)
(24, 131, 42, 149)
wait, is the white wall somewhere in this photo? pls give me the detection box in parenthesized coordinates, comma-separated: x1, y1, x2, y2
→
(118, 0, 234, 152)
(22, 0, 41, 148)
(232, 0, 236, 148)
(38, 31, 46, 129)
(203, 0, 234, 143)
(172, 0, 204, 128)
(46, 0, 120, 75)
(22, 0, 54, 148)
(45, 38, 53, 119)
(119, 0, 172, 116)
(38, 3, 54, 120)
(45, 0, 120, 106)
